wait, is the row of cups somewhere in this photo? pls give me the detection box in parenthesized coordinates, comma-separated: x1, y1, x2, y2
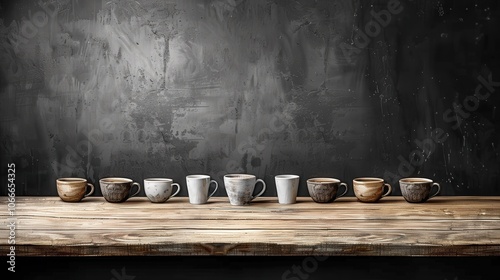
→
(56, 174, 441, 205)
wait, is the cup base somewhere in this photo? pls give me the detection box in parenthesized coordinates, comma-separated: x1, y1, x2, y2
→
(403, 198, 427, 203)
(229, 201, 250, 206)
(311, 199, 333, 203)
(59, 197, 82, 202)
(278, 201, 296, 205)
(103, 198, 127, 203)
(356, 198, 380, 203)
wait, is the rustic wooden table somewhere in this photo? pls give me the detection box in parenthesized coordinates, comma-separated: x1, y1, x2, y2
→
(1, 196, 499, 256)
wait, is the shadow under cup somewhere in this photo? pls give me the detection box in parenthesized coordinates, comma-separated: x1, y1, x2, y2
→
(399, 178, 440, 203)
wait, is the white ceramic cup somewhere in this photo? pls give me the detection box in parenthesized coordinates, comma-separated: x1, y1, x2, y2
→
(144, 178, 180, 203)
(186, 175, 218, 204)
(275, 175, 300, 204)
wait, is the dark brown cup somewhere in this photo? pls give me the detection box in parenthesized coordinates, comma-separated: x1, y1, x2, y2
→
(56, 178, 94, 202)
(399, 178, 440, 203)
(99, 177, 141, 203)
(307, 178, 348, 203)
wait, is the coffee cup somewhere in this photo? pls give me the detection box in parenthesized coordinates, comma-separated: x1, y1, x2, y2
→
(99, 177, 141, 203)
(275, 175, 300, 204)
(399, 177, 440, 203)
(307, 178, 348, 203)
(186, 175, 218, 204)
(353, 177, 392, 203)
(223, 174, 266, 206)
(56, 178, 95, 202)
(144, 178, 180, 203)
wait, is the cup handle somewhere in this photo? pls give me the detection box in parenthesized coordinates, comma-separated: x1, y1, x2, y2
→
(251, 179, 266, 201)
(84, 183, 95, 197)
(208, 180, 218, 198)
(382, 183, 392, 197)
(170, 183, 181, 198)
(129, 182, 141, 198)
(337, 183, 348, 198)
(429, 183, 441, 199)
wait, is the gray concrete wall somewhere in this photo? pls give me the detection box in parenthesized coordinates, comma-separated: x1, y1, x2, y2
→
(1, 0, 499, 196)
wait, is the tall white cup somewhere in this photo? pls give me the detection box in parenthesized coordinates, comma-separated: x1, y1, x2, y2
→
(275, 175, 300, 204)
(186, 175, 218, 204)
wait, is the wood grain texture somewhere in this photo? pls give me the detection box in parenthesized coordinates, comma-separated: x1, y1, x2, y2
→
(1, 196, 499, 256)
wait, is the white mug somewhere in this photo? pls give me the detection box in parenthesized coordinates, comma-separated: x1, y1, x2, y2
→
(144, 178, 180, 203)
(275, 175, 300, 204)
(186, 175, 218, 204)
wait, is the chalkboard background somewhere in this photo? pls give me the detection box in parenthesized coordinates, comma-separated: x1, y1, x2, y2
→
(1, 0, 499, 198)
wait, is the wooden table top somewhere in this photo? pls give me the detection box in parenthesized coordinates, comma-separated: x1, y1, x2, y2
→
(1, 196, 500, 256)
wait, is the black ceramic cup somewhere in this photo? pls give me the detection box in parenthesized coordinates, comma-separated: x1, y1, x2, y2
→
(399, 178, 440, 203)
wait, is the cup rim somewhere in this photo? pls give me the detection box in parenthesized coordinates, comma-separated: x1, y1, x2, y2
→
(275, 174, 300, 180)
(399, 177, 433, 183)
(100, 177, 133, 183)
(307, 177, 341, 184)
(353, 177, 384, 184)
(224, 174, 256, 180)
(57, 178, 87, 183)
(144, 178, 174, 183)
(186, 174, 210, 179)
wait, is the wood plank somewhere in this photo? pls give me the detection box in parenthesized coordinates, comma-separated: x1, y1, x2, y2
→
(1, 196, 499, 256)
(1, 229, 500, 256)
(4, 217, 500, 231)
(3, 228, 500, 245)
(2, 197, 500, 220)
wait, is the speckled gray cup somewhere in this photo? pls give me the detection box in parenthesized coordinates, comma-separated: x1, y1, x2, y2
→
(99, 177, 141, 203)
(224, 174, 266, 206)
(144, 178, 180, 203)
(307, 178, 348, 203)
(399, 178, 440, 203)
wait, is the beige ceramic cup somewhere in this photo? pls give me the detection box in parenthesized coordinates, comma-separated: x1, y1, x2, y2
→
(353, 177, 392, 203)
(56, 178, 95, 202)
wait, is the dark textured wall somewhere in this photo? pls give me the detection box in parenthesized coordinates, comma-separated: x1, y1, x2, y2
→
(1, 0, 499, 196)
